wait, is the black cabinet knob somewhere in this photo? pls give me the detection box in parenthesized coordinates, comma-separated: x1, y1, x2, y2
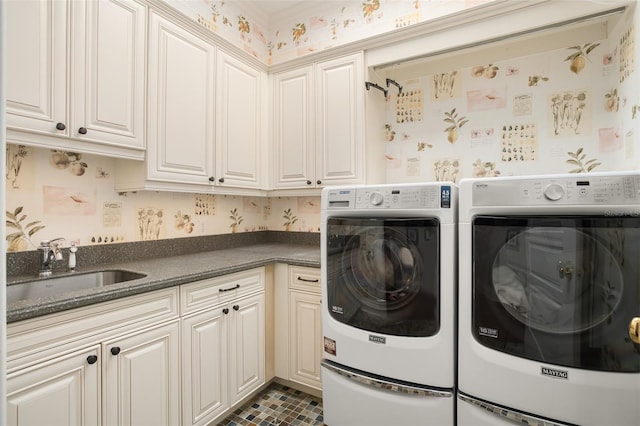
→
(209, 176, 215, 182)
(78, 127, 87, 135)
(56, 122, 66, 131)
(233, 305, 239, 311)
(218, 177, 225, 183)
(87, 355, 98, 365)
(306, 180, 312, 185)
(223, 308, 229, 315)
(110, 347, 121, 356)
(317, 180, 322, 185)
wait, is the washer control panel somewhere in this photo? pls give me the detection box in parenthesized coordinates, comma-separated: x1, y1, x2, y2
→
(324, 184, 453, 210)
(473, 174, 640, 206)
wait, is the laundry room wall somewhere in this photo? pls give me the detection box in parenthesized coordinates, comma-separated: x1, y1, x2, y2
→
(5, 145, 321, 252)
(381, 5, 639, 183)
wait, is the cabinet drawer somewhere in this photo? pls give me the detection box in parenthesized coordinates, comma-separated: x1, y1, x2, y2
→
(289, 266, 321, 293)
(180, 267, 265, 315)
(7, 287, 179, 370)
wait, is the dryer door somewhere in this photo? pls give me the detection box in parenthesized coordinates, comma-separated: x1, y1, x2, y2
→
(472, 215, 640, 372)
(326, 217, 440, 337)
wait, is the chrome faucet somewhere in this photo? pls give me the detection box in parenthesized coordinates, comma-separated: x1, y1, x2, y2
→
(38, 238, 66, 277)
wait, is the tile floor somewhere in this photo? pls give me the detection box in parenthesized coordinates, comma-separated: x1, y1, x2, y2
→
(217, 382, 324, 426)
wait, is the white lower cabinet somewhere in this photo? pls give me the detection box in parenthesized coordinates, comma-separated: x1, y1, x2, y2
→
(181, 268, 266, 426)
(275, 265, 323, 391)
(102, 321, 181, 426)
(289, 290, 323, 388)
(7, 346, 101, 426)
(6, 288, 180, 426)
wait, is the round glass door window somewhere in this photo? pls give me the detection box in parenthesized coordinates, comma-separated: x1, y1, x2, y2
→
(491, 227, 624, 334)
(342, 226, 423, 311)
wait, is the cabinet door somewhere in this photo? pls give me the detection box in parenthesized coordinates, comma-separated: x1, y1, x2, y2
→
(103, 320, 180, 426)
(5, 0, 67, 135)
(216, 52, 263, 189)
(315, 53, 365, 186)
(272, 66, 316, 189)
(182, 306, 229, 426)
(7, 346, 101, 426)
(289, 291, 323, 389)
(71, 0, 146, 149)
(229, 292, 265, 405)
(147, 12, 215, 185)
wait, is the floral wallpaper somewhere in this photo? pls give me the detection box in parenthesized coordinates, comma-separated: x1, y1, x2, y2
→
(5, 145, 320, 252)
(168, 0, 495, 64)
(382, 13, 639, 182)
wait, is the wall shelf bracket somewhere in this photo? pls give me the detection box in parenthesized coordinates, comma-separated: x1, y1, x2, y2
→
(365, 81, 388, 98)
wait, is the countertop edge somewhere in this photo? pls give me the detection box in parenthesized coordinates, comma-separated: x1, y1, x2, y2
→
(7, 244, 320, 323)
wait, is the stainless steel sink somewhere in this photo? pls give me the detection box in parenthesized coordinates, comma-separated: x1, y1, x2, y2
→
(7, 270, 147, 303)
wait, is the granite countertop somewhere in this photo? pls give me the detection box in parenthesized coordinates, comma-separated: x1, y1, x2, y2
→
(7, 243, 320, 323)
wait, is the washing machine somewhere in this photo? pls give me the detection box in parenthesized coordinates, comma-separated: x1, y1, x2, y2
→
(458, 172, 640, 426)
(320, 182, 457, 426)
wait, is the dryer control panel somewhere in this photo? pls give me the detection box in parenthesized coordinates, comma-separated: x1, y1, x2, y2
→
(472, 174, 640, 206)
(324, 184, 453, 210)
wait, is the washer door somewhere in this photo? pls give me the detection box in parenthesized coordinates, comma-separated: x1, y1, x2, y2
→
(472, 216, 640, 372)
(326, 217, 440, 337)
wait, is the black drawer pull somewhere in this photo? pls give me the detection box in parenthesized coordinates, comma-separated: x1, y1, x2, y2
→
(219, 284, 240, 292)
(298, 277, 319, 283)
(110, 347, 121, 356)
(223, 308, 229, 315)
(86, 355, 98, 365)
(233, 305, 239, 311)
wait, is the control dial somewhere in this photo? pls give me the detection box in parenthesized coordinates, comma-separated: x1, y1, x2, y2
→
(544, 183, 565, 201)
(369, 191, 384, 206)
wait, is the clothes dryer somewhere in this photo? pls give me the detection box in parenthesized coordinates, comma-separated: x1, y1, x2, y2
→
(320, 182, 457, 425)
(458, 172, 640, 426)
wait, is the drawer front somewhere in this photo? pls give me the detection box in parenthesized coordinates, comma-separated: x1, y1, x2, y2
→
(180, 267, 265, 315)
(289, 266, 320, 293)
(7, 287, 179, 370)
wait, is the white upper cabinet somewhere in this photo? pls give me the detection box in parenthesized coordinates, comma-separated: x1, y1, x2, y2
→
(272, 66, 316, 189)
(116, 13, 266, 194)
(71, 0, 146, 150)
(216, 52, 264, 189)
(6, 0, 146, 160)
(6, 0, 67, 137)
(272, 52, 365, 192)
(136, 11, 216, 190)
(315, 53, 365, 187)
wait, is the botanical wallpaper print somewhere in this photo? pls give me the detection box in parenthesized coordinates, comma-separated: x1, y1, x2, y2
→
(6, 207, 45, 252)
(385, 14, 638, 183)
(549, 90, 590, 136)
(619, 25, 635, 83)
(229, 207, 244, 233)
(50, 150, 88, 176)
(396, 89, 423, 123)
(174, 211, 195, 234)
(195, 193, 216, 216)
(6, 144, 29, 189)
(500, 123, 537, 162)
(433, 158, 460, 183)
(283, 208, 298, 231)
(138, 208, 164, 240)
(431, 71, 460, 100)
(169, 0, 496, 65)
(4, 148, 322, 250)
(566, 148, 602, 173)
(565, 42, 600, 74)
(443, 108, 468, 143)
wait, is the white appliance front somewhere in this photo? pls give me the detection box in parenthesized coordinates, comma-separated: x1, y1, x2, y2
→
(322, 361, 454, 426)
(321, 182, 457, 425)
(458, 172, 640, 426)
